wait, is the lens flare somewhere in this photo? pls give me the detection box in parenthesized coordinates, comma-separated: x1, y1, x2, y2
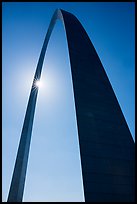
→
(35, 80, 42, 88)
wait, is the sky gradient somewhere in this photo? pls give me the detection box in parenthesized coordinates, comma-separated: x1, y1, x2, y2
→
(2, 2, 135, 202)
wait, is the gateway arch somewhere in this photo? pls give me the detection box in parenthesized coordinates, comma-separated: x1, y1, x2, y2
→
(7, 9, 135, 202)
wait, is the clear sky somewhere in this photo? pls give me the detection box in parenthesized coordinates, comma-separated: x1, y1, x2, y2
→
(2, 2, 135, 202)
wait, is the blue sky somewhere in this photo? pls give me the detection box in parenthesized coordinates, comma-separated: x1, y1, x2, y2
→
(2, 2, 135, 202)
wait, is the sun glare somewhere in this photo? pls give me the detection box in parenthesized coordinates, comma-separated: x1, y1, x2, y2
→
(35, 80, 42, 88)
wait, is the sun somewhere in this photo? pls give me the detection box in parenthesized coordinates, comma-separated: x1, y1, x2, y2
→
(35, 80, 42, 88)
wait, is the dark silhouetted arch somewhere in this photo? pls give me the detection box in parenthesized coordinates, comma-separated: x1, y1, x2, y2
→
(7, 9, 135, 202)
